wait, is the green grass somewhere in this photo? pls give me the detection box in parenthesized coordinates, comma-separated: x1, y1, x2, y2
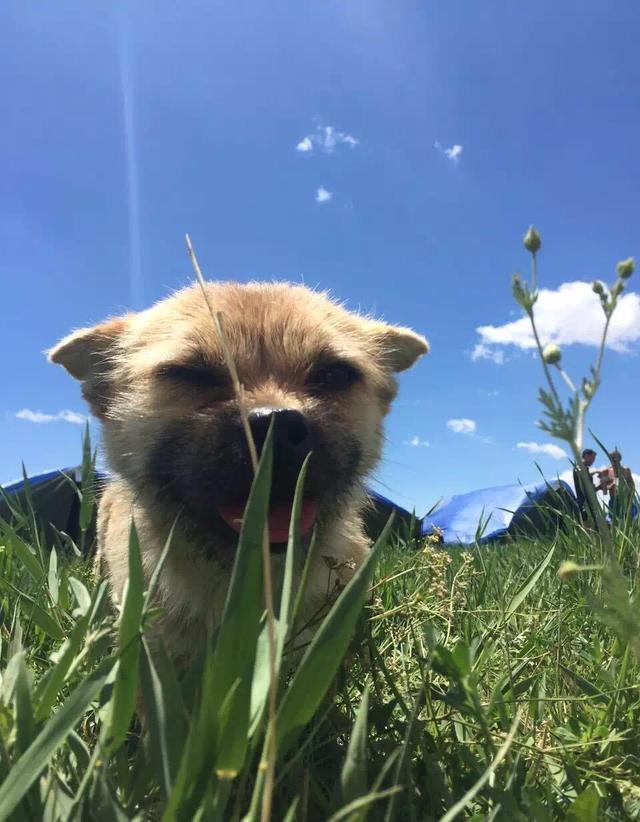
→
(0, 449, 639, 821)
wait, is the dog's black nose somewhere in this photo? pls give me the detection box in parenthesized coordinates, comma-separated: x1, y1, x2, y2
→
(248, 408, 311, 456)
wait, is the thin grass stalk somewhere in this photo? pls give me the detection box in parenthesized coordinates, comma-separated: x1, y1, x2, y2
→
(438, 711, 521, 822)
(185, 234, 278, 822)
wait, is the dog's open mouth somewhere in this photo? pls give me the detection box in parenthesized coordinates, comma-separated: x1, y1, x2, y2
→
(218, 498, 318, 547)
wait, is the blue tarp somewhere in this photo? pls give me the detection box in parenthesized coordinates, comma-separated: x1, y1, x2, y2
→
(421, 479, 576, 544)
(5, 469, 633, 547)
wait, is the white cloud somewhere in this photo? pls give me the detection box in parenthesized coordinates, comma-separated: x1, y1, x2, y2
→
(405, 435, 430, 448)
(471, 343, 505, 365)
(295, 136, 313, 153)
(16, 408, 87, 425)
(341, 134, 359, 148)
(475, 281, 640, 358)
(435, 141, 463, 163)
(296, 125, 359, 154)
(315, 186, 332, 204)
(517, 441, 568, 460)
(447, 418, 476, 435)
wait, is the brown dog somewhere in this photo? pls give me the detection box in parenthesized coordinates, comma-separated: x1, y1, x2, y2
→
(49, 282, 427, 663)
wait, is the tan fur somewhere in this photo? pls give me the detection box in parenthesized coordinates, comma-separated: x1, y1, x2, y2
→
(50, 281, 427, 664)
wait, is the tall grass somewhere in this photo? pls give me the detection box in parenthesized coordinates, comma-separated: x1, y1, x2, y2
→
(0, 439, 639, 820)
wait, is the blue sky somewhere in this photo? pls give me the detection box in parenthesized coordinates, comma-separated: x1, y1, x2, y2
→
(2, 0, 639, 513)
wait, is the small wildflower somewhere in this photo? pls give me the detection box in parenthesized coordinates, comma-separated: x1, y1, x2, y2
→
(523, 225, 542, 254)
(591, 280, 605, 295)
(542, 343, 562, 365)
(423, 525, 444, 546)
(616, 257, 635, 279)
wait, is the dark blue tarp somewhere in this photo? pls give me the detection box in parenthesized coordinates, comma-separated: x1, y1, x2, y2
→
(0, 467, 93, 547)
(421, 479, 577, 544)
(2, 468, 80, 494)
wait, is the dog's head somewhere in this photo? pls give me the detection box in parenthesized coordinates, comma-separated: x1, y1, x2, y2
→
(49, 282, 427, 553)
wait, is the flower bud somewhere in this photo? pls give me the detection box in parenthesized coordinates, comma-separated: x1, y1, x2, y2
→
(616, 257, 634, 279)
(523, 225, 542, 254)
(512, 273, 525, 302)
(512, 273, 537, 312)
(611, 280, 625, 298)
(592, 280, 605, 295)
(542, 343, 562, 364)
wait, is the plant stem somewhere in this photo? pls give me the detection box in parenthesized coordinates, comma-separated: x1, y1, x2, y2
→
(185, 235, 278, 822)
(525, 252, 612, 548)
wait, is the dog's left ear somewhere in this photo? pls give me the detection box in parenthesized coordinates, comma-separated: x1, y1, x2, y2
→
(370, 323, 429, 372)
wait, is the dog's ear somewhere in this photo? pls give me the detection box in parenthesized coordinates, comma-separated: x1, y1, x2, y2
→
(369, 322, 429, 372)
(48, 317, 129, 416)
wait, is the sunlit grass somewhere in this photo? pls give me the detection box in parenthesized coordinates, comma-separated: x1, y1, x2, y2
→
(0, 437, 639, 820)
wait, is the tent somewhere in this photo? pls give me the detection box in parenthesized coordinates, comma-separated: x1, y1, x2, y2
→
(421, 479, 578, 545)
(0, 468, 416, 550)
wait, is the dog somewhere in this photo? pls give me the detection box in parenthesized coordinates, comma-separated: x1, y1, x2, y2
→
(49, 281, 427, 664)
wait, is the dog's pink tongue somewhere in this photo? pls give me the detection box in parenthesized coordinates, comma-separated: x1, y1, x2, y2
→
(220, 500, 317, 544)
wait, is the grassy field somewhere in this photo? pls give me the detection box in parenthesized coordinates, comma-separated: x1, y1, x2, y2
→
(0, 445, 639, 821)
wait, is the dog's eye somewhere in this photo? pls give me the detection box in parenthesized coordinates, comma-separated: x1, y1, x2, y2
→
(156, 363, 229, 390)
(307, 361, 362, 393)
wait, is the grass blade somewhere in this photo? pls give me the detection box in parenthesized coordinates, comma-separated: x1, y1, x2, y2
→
(139, 637, 173, 797)
(34, 612, 90, 721)
(438, 711, 521, 822)
(0, 579, 64, 640)
(504, 542, 556, 620)
(4, 525, 45, 582)
(327, 788, 403, 822)
(340, 685, 370, 807)
(276, 515, 393, 754)
(0, 658, 114, 820)
(164, 426, 273, 818)
(48, 546, 59, 606)
(250, 455, 310, 734)
(104, 522, 144, 752)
